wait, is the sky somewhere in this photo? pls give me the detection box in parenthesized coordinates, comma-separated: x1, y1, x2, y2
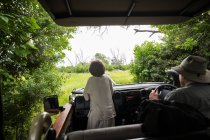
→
(59, 25, 163, 66)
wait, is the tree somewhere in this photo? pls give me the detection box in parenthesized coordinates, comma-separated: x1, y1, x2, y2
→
(133, 29, 160, 37)
(0, 0, 76, 139)
(157, 11, 210, 59)
(110, 49, 126, 65)
(131, 41, 164, 82)
(0, 0, 76, 76)
(75, 49, 89, 65)
(94, 53, 110, 65)
(131, 11, 210, 83)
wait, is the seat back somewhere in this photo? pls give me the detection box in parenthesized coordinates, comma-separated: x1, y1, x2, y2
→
(65, 124, 143, 140)
(65, 124, 210, 140)
(130, 129, 210, 140)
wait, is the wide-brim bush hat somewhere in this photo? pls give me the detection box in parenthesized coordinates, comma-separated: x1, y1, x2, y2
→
(171, 55, 210, 83)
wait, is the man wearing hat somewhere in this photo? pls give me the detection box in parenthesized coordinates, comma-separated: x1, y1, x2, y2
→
(149, 55, 210, 119)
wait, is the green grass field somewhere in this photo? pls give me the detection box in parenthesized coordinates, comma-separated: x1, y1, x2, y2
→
(58, 70, 134, 105)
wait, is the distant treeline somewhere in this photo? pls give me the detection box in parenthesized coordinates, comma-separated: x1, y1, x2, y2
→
(58, 63, 131, 73)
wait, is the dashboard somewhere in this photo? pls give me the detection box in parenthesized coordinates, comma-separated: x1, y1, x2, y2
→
(71, 82, 171, 130)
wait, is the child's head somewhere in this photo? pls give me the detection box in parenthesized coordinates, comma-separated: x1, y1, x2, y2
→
(89, 60, 105, 77)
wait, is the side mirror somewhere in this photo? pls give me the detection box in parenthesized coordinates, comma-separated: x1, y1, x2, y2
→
(44, 95, 61, 114)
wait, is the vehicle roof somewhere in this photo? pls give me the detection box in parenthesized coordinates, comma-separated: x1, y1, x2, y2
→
(38, 0, 210, 26)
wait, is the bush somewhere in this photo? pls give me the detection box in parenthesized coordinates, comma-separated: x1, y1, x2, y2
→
(105, 64, 114, 71)
(74, 63, 89, 73)
(130, 41, 164, 82)
(3, 66, 64, 140)
(58, 66, 75, 73)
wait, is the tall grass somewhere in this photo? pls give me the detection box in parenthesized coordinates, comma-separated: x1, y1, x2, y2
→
(59, 70, 133, 105)
(107, 70, 133, 84)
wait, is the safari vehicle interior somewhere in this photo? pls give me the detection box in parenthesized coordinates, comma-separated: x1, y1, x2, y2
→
(29, 0, 210, 140)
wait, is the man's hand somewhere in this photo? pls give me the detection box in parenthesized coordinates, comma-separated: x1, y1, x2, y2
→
(149, 90, 159, 100)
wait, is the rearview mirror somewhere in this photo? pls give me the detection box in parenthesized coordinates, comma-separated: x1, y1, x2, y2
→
(44, 95, 60, 114)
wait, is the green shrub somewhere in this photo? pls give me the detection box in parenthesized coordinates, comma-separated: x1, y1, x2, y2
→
(74, 63, 89, 73)
(130, 41, 164, 82)
(105, 64, 114, 71)
(58, 66, 75, 73)
(3, 66, 64, 139)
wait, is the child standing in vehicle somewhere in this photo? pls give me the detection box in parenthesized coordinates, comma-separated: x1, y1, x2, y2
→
(84, 60, 116, 129)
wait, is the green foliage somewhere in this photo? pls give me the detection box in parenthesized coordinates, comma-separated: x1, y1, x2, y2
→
(111, 64, 130, 71)
(3, 66, 64, 139)
(131, 41, 165, 82)
(58, 63, 89, 73)
(94, 53, 110, 65)
(92, 52, 131, 71)
(0, 0, 76, 139)
(157, 11, 210, 58)
(58, 63, 130, 73)
(105, 64, 114, 71)
(0, 0, 76, 78)
(131, 41, 192, 83)
(58, 66, 75, 73)
(131, 11, 210, 83)
(74, 63, 89, 73)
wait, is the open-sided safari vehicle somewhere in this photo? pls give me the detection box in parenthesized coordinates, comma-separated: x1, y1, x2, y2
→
(29, 0, 210, 140)
(30, 78, 210, 140)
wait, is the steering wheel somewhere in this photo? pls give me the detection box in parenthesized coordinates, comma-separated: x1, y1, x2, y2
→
(155, 84, 177, 100)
